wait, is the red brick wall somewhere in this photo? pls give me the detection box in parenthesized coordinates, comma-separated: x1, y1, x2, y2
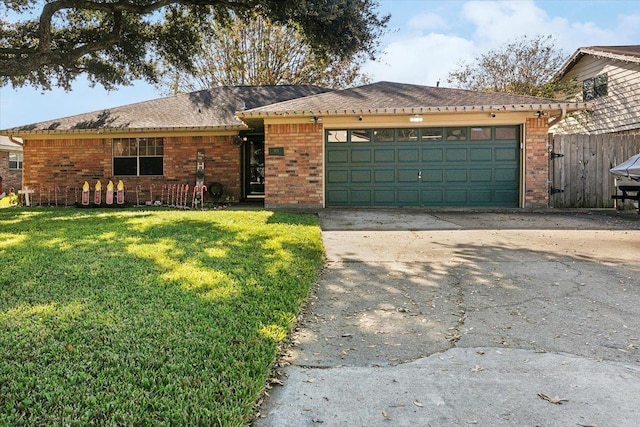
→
(21, 135, 240, 205)
(0, 151, 22, 194)
(524, 117, 550, 208)
(264, 123, 323, 209)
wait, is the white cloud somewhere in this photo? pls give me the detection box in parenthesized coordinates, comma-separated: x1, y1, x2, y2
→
(618, 13, 640, 39)
(407, 12, 447, 31)
(363, 33, 476, 86)
(461, 0, 563, 46)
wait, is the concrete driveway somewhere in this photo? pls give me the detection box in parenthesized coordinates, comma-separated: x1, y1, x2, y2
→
(254, 210, 640, 427)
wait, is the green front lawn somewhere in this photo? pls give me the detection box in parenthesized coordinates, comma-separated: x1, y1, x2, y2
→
(0, 208, 324, 426)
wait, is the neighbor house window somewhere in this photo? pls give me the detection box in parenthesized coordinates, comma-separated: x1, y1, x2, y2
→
(113, 137, 164, 176)
(583, 73, 608, 101)
(9, 153, 22, 170)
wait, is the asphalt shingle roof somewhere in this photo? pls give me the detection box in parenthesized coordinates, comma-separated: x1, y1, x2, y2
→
(4, 85, 329, 133)
(583, 45, 640, 59)
(240, 81, 586, 117)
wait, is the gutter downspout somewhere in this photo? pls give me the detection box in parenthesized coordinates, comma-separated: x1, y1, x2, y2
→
(8, 135, 24, 146)
(548, 105, 567, 128)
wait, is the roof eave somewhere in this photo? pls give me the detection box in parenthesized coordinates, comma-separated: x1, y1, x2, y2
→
(555, 47, 640, 79)
(239, 102, 593, 118)
(0, 124, 247, 137)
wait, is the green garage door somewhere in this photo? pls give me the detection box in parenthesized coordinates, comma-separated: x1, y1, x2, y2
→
(325, 126, 520, 207)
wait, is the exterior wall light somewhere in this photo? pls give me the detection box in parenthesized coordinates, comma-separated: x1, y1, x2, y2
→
(409, 114, 423, 123)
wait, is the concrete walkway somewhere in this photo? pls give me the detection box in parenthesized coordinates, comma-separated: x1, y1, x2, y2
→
(254, 210, 640, 427)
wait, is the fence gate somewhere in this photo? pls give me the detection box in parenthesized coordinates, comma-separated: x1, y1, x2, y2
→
(549, 134, 640, 208)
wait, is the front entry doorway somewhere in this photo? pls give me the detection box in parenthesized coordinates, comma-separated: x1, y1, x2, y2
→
(243, 137, 265, 199)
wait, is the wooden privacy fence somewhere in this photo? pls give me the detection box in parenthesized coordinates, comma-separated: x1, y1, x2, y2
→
(548, 134, 640, 208)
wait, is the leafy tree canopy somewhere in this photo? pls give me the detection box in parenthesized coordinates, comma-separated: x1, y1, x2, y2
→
(155, 13, 371, 95)
(0, 0, 388, 90)
(446, 35, 576, 98)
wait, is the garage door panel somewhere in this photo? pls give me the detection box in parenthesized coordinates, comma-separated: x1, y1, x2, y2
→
(351, 170, 372, 183)
(495, 190, 518, 204)
(351, 190, 372, 204)
(422, 169, 443, 183)
(470, 169, 492, 182)
(373, 189, 395, 204)
(398, 169, 419, 182)
(445, 189, 469, 204)
(327, 169, 348, 183)
(374, 169, 395, 183)
(446, 148, 467, 162)
(351, 149, 372, 163)
(398, 190, 419, 204)
(398, 148, 420, 162)
(495, 168, 518, 182)
(327, 149, 348, 163)
(495, 146, 518, 161)
(422, 148, 444, 162)
(422, 189, 444, 203)
(470, 147, 493, 161)
(445, 169, 467, 182)
(326, 189, 348, 205)
(374, 149, 395, 162)
(470, 190, 492, 204)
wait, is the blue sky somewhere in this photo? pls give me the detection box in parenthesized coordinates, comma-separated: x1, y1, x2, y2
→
(2, 0, 640, 129)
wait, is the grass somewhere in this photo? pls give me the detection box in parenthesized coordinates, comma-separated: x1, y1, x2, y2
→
(0, 208, 324, 426)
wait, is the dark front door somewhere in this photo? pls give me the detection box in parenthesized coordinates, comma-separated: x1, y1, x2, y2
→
(243, 138, 265, 199)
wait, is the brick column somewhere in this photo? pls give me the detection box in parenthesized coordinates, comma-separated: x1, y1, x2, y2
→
(524, 117, 550, 208)
(264, 122, 323, 210)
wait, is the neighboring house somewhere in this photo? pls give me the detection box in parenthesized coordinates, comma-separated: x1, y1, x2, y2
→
(0, 135, 23, 194)
(0, 82, 589, 209)
(552, 45, 640, 135)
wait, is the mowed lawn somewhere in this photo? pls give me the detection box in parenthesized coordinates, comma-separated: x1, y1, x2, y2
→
(0, 208, 324, 426)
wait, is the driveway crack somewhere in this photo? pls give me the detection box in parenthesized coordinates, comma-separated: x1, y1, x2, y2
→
(446, 275, 467, 347)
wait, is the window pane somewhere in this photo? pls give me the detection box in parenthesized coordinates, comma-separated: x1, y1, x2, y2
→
(155, 139, 164, 155)
(373, 129, 394, 142)
(421, 128, 443, 141)
(350, 130, 371, 143)
(114, 139, 136, 156)
(140, 139, 150, 156)
(327, 130, 348, 143)
(139, 157, 163, 176)
(114, 157, 137, 175)
(583, 78, 595, 101)
(495, 127, 517, 140)
(113, 140, 126, 156)
(470, 127, 491, 140)
(9, 153, 22, 169)
(445, 128, 467, 140)
(595, 74, 608, 97)
(397, 128, 419, 142)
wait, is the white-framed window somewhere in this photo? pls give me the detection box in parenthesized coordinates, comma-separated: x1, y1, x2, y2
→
(9, 152, 23, 170)
(113, 137, 164, 176)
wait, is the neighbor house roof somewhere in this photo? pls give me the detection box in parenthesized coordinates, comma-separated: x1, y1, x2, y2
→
(2, 85, 329, 136)
(555, 45, 640, 79)
(239, 81, 591, 119)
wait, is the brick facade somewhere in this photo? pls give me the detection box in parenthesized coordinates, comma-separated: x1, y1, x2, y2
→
(524, 117, 550, 208)
(16, 117, 552, 210)
(264, 122, 323, 210)
(0, 151, 22, 194)
(21, 135, 240, 206)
